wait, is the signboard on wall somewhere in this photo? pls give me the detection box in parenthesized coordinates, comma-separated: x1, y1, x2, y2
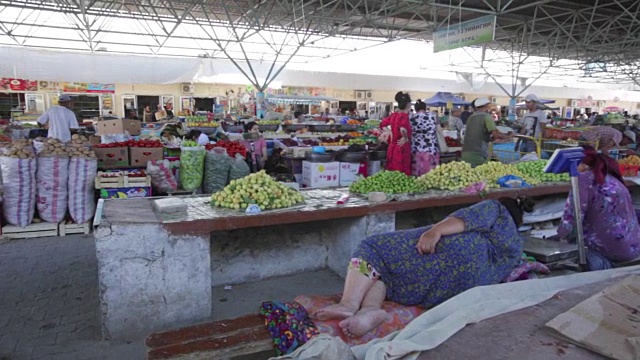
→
(433, 15, 496, 53)
(1, 78, 38, 91)
(64, 82, 115, 93)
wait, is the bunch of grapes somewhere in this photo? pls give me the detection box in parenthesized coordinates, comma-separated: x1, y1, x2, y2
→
(211, 171, 305, 210)
(475, 161, 541, 187)
(417, 161, 483, 191)
(349, 171, 423, 194)
(516, 160, 570, 182)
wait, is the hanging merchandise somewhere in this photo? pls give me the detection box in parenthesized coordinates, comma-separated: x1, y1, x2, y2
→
(37, 155, 70, 223)
(68, 157, 98, 224)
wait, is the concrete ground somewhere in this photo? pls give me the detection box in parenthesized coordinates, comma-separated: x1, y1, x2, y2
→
(0, 234, 609, 360)
(0, 234, 344, 360)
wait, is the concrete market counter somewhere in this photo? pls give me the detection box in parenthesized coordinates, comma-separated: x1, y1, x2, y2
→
(94, 183, 637, 340)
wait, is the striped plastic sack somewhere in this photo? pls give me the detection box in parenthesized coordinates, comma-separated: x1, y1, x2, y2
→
(68, 157, 98, 224)
(1, 157, 36, 227)
(36, 155, 70, 223)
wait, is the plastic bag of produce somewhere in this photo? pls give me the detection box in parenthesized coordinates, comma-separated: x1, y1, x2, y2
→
(147, 160, 178, 194)
(180, 146, 206, 191)
(1, 157, 36, 227)
(36, 155, 70, 223)
(68, 157, 98, 224)
(228, 153, 250, 181)
(497, 175, 530, 188)
(204, 148, 231, 193)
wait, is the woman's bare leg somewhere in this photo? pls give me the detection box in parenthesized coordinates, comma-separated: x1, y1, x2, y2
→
(339, 280, 390, 337)
(311, 268, 375, 321)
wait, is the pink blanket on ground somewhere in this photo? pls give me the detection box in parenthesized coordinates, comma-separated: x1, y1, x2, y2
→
(295, 294, 426, 346)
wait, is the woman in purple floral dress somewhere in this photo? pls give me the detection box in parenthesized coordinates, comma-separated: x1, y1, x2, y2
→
(556, 147, 640, 270)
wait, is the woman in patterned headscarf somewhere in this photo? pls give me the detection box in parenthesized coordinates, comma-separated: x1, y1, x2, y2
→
(555, 146, 640, 270)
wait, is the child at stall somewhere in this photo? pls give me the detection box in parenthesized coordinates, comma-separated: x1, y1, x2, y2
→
(242, 121, 268, 172)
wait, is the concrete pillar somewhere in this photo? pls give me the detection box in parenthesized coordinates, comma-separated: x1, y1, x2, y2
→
(326, 212, 396, 277)
(95, 223, 211, 340)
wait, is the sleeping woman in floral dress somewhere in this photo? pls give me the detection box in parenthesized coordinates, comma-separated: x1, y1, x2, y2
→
(312, 197, 534, 337)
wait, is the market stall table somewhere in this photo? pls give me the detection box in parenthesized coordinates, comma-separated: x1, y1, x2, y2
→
(94, 183, 639, 340)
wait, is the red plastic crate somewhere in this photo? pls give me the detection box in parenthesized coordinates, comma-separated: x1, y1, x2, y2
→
(619, 164, 639, 177)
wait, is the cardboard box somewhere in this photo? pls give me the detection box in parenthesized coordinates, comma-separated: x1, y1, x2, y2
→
(96, 119, 141, 136)
(129, 147, 164, 166)
(302, 161, 339, 188)
(339, 162, 361, 186)
(88, 135, 101, 145)
(94, 147, 129, 169)
(99, 186, 152, 199)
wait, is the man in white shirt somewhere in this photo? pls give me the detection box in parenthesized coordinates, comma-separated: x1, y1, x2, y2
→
(519, 93, 548, 152)
(37, 94, 79, 142)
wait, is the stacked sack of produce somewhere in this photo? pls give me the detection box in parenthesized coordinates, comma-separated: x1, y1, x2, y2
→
(180, 140, 206, 191)
(35, 138, 70, 223)
(0, 135, 98, 228)
(67, 135, 98, 224)
(1, 139, 37, 227)
(203, 141, 250, 193)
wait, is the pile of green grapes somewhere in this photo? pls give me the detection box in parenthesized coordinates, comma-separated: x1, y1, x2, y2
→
(417, 161, 483, 191)
(516, 160, 570, 182)
(349, 171, 423, 194)
(211, 171, 305, 210)
(475, 161, 540, 187)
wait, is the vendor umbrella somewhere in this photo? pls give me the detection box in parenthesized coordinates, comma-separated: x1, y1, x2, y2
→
(422, 92, 471, 107)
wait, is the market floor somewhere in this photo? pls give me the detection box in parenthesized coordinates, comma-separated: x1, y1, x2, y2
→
(0, 235, 345, 360)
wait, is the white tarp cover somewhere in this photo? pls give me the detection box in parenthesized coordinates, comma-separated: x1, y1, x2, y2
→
(271, 265, 640, 360)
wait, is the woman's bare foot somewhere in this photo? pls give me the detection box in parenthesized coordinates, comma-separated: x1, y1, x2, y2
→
(339, 308, 390, 337)
(311, 303, 357, 321)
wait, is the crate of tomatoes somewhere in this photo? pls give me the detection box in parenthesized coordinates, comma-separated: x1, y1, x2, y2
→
(205, 140, 247, 158)
(128, 139, 164, 166)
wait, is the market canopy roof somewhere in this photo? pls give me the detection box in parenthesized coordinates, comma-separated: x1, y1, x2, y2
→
(266, 95, 338, 105)
(422, 92, 471, 107)
(2, 1, 640, 86)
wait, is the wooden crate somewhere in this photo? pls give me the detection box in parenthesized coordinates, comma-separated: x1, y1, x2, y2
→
(2, 222, 59, 239)
(95, 172, 151, 189)
(59, 220, 92, 236)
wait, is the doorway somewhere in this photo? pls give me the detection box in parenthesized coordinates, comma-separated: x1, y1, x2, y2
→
(193, 97, 215, 112)
(338, 101, 356, 115)
(136, 95, 160, 118)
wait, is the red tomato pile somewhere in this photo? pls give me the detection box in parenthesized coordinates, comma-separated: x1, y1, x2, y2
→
(128, 139, 164, 148)
(93, 141, 128, 148)
(93, 140, 163, 148)
(444, 136, 460, 147)
(205, 140, 247, 158)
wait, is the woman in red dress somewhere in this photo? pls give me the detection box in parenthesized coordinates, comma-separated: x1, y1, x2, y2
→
(380, 92, 412, 175)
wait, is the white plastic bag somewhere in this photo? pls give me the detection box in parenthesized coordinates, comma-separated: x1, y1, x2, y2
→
(204, 148, 231, 193)
(68, 157, 98, 224)
(147, 160, 178, 194)
(1, 157, 36, 227)
(36, 155, 69, 223)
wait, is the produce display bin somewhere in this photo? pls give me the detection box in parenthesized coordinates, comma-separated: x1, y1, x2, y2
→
(95, 171, 151, 189)
(620, 164, 639, 177)
(96, 119, 141, 136)
(94, 147, 129, 169)
(129, 147, 164, 166)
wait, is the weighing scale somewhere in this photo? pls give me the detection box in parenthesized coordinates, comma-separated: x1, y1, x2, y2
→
(543, 147, 587, 267)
